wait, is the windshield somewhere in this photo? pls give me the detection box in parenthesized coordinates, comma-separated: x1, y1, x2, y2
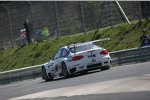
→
(69, 43, 100, 53)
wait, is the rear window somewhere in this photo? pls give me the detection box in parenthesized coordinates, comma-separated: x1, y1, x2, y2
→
(69, 43, 99, 53)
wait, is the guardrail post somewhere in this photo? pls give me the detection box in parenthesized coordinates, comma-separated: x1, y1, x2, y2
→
(26, 1, 35, 42)
(108, 1, 113, 27)
(54, 1, 59, 37)
(1, 4, 14, 47)
(136, 2, 142, 22)
(118, 56, 121, 65)
(115, 1, 131, 24)
(80, 1, 86, 34)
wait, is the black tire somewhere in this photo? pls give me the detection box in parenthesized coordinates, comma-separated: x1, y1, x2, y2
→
(81, 70, 88, 75)
(42, 67, 53, 81)
(62, 62, 69, 78)
(100, 66, 110, 71)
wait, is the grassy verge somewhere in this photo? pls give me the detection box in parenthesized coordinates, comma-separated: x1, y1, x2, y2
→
(0, 20, 150, 72)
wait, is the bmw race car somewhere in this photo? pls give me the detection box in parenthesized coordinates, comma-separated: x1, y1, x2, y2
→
(42, 38, 112, 81)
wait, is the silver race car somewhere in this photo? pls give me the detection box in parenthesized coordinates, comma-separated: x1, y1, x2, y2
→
(42, 38, 111, 81)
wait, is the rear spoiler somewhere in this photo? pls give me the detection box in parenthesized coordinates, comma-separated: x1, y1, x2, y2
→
(89, 38, 110, 43)
(67, 38, 110, 53)
(68, 38, 110, 47)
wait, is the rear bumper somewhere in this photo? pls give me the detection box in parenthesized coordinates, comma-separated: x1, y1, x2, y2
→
(69, 60, 111, 75)
(87, 63, 102, 69)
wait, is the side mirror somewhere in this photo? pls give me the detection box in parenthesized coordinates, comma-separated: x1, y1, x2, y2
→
(52, 56, 54, 60)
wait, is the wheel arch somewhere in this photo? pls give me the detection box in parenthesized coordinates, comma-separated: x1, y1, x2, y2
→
(41, 64, 50, 78)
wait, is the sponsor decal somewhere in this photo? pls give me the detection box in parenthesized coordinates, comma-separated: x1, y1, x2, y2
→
(73, 64, 80, 67)
(88, 51, 96, 58)
(92, 58, 96, 62)
(55, 65, 59, 72)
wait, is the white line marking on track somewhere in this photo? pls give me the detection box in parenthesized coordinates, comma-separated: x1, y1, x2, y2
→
(10, 74, 150, 100)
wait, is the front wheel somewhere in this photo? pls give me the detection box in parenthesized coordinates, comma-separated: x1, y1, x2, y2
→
(42, 67, 53, 81)
(100, 66, 110, 71)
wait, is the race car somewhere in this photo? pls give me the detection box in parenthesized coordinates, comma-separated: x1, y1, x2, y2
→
(41, 38, 112, 81)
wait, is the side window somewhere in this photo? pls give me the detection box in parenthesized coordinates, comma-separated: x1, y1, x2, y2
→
(53, 49, 62, 60)
(61, 49, 69, 57)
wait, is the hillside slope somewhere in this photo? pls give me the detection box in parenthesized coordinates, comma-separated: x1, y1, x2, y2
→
(0, 20, 150, 72)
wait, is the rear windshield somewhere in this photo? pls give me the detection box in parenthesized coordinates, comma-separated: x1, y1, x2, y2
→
(69, 43, 99, 53)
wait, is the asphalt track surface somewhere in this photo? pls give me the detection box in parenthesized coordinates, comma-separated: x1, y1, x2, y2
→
(0, 61, 150, 100)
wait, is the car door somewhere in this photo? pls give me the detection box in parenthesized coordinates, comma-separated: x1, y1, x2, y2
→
(59, 48, 70, 73)
(51, 49, 63, 77)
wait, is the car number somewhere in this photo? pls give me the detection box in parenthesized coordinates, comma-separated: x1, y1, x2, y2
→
(88, 51, 96, 58)
(92, 58, 96, 62)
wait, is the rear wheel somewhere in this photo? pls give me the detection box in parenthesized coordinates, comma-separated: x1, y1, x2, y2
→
(81, 70, 88, 75)
(100, 66, 110, 71)
(42, 67, 53, 81)
(62, 62, 69, 78)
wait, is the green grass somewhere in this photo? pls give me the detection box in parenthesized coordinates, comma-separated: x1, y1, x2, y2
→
(1, 20, 150, 72)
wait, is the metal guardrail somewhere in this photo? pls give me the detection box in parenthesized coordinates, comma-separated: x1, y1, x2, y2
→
(110, 46, 150, 65)
(0, 46, 150, 85)
(0, 63, 46, 84)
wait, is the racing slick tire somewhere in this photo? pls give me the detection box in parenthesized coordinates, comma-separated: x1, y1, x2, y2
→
(100, 66, 110, 71)
(42, 66, 53, 81)
(81, 70, 88, 75)
(62, 62, 69, 78)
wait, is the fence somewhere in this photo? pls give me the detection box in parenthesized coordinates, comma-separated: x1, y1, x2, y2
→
(0, 1, 149, 49)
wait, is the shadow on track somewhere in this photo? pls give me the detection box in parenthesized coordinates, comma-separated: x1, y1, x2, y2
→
(40, 69, 104, 83)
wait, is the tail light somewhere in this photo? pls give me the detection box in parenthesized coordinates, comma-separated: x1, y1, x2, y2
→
(100, 49, 108, 55)
(72, 55, 84, 61)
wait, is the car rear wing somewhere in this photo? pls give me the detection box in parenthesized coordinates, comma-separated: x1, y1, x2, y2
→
(90, 38, 110, 43)
(67, 38, 110, 53)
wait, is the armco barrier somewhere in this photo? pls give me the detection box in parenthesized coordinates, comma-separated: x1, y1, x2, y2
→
(0, 46, 150, 84)
(110, 46, 150, 64)
(0, 63, 47, 84)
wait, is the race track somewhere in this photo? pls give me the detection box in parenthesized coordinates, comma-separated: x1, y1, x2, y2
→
(0, 62, 150, 100)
